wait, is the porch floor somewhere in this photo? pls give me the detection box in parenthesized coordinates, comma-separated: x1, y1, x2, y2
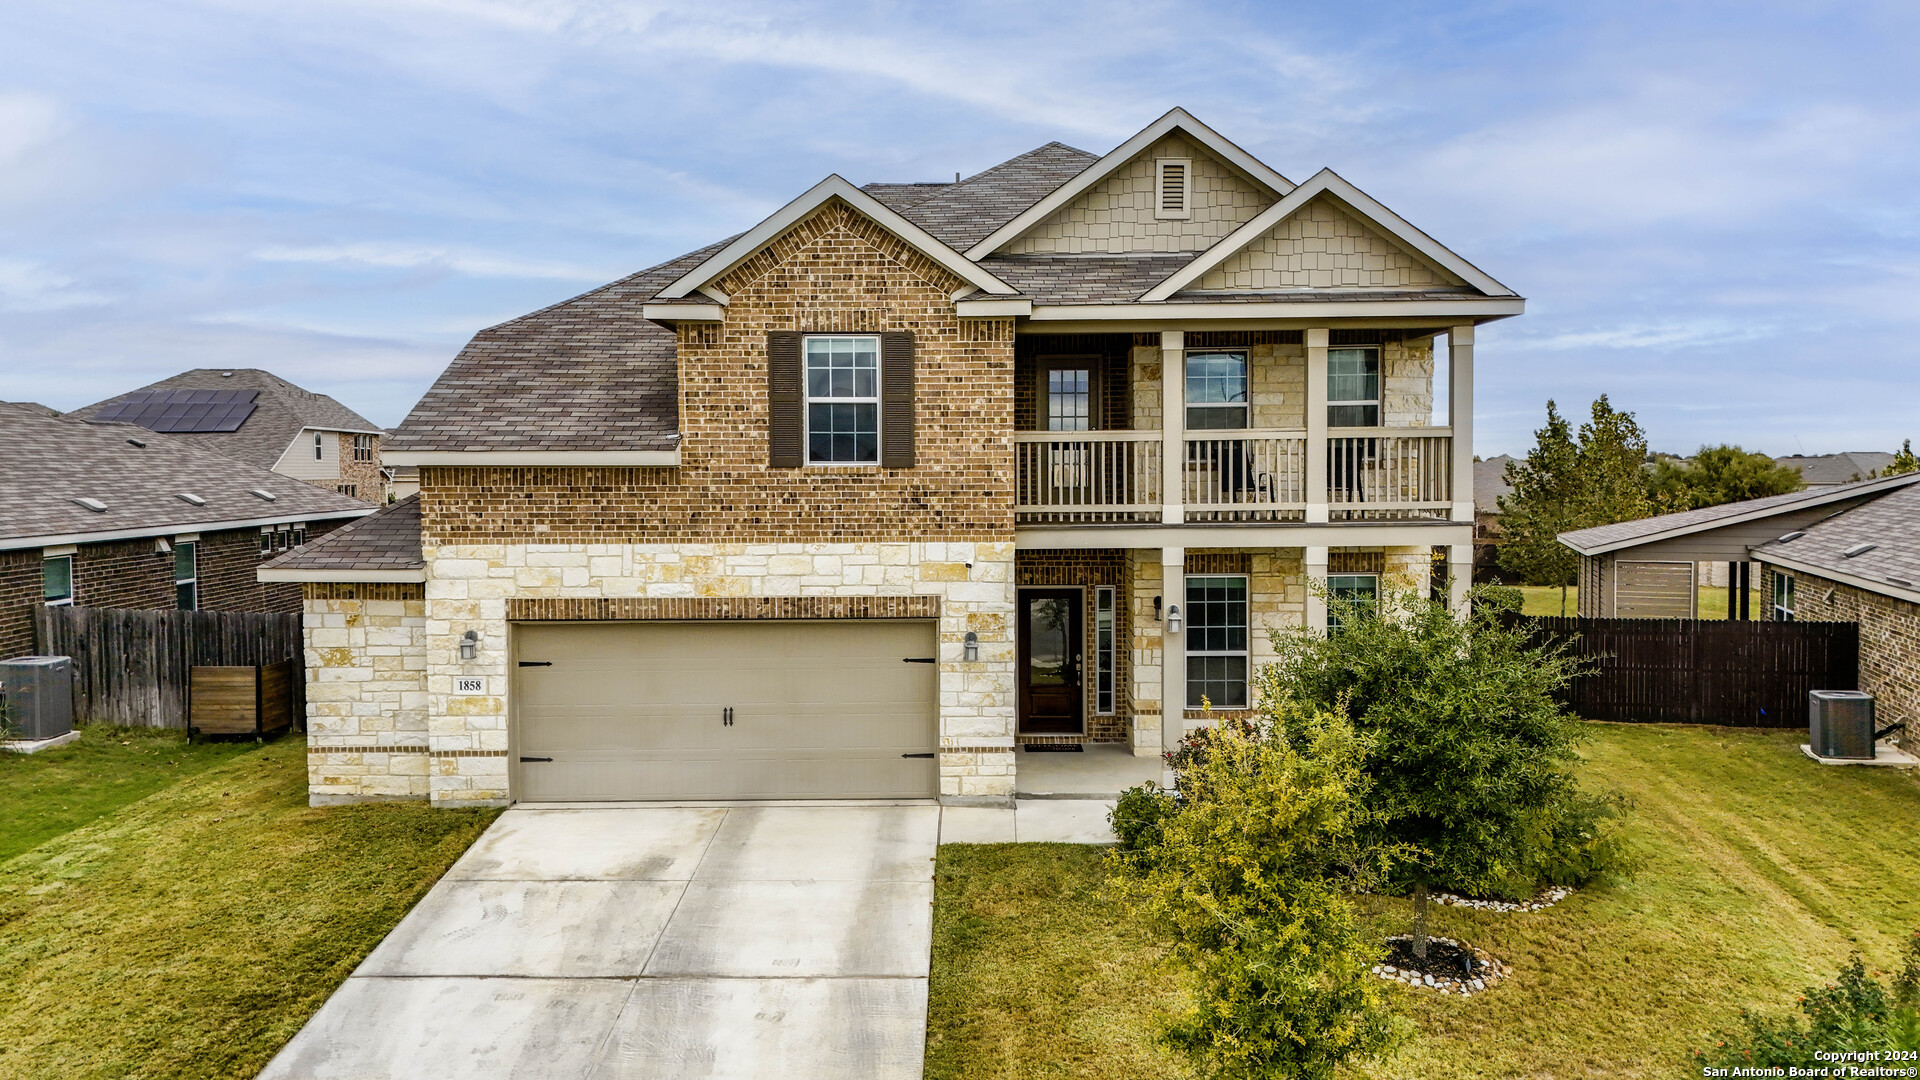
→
(1013, 743, 1163, 799)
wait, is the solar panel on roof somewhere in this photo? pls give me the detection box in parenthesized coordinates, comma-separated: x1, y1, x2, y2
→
(95, 389, 259, 433)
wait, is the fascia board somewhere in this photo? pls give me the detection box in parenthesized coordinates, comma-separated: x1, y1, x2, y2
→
(656, 175, 1016, 299)
(1749, 549, 1920, 606)
(1016, 522, 1472, 550)
(0, 507, 377, 553)
(964, 108, 1296, 260)
(640, 302, 725, 322)
(384, 450, 681, 466)
(1559, 473, 1920, 556)
(256, 567, 427, 584)
(1143, 169, 1517, 301)
(1025, 298, 1525, 322)
(955, 298, 1033, 318)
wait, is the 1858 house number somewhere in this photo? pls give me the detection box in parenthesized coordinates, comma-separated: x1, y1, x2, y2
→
(455, 677, 484, 693)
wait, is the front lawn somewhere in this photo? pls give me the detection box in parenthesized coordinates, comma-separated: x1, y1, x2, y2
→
(0, 731, 498, 1079)
(927, 723, 1920, 1079)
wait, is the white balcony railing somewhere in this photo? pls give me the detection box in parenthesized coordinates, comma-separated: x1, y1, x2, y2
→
(1183, 431, 1308, 522)
(1013, 431, 1162, 524)
(1327, 428, 1453, 519)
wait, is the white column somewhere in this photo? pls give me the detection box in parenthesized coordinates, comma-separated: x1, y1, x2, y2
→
(1306, 328, 1329, 524)
(1449, 325, 1475, 524)
(1305, 545, 1329, 634)
(1448, 543, 1472, 617)
(1161, 330, 1185, 526)
(1160, 546, 1186, 755)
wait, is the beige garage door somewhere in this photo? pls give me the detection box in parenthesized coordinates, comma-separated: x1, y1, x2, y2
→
(512, 620, 939, 801)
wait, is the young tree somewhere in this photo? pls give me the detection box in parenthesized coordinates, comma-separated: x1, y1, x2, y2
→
(1497, 401, 1583, 612)
(1647, 445, 1805, 511)
(1262, 586, 1615, 962)
(1112, 713, 1404, 1080)
(1887, 440, 1920, 477)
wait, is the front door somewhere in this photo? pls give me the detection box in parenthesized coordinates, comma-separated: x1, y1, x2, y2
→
(1019, 589, 1083, 734)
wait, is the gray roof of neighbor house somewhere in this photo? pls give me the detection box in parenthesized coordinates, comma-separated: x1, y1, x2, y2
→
(259, 495, 423, 579)
(0, 402, 374, 550)
(1557, 472, 1920, 556)
(1774, 452, 1896, 488)
(1751, 483, 1920, 601)
(1474, 455, 1514, 514)
(5, 401, 62, 417)
(68, 368, 384, 472)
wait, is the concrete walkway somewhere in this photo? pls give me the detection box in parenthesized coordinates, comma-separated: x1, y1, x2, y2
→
(259, 804, 939, 1080)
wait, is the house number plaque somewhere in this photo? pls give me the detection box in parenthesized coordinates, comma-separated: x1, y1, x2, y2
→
(455, 677, 484, 693)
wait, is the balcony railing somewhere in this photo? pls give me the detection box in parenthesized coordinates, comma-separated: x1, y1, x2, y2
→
(1013, 431, 1162, 524)
(1327, 428, 1454, 520)
(1183, 431, 1307, 522)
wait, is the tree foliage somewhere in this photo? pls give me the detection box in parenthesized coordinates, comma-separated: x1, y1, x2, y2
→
(1887, 439, 1920, 477)
(1647, 444, 1804, 511)
(1496, 396, 1653, 595)
(1111, 712, 1405, 1080)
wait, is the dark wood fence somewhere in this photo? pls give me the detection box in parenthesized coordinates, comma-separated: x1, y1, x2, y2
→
(34, 606, 303, 729)
(1509, 616, 1858, 727)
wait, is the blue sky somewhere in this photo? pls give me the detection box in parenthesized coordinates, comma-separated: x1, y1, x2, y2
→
(1, 0, 1915, 457)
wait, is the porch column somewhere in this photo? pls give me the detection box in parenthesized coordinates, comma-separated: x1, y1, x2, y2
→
(1305, 545, 1329, 633)
(1449, 325, 1475, 524)
(1161, 546, 1186, 755)
(1306, 328, 1329, 523)
(1449, 543, 1472, 615)
(1161, 330, 1185, 525)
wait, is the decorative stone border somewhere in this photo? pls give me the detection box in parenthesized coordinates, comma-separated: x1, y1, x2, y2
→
(1433, 885, 1573, 913)
(1373, 936, 1510, 995)
(506, 595, 940, 621)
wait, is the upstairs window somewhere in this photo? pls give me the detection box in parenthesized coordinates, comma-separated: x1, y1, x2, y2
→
(805, 335, 880, 464)
(43, 555, 73, 606)
(174, 541, 198, 611)
(314, 431, 324, 460)
(1155, 158, 1191, 219)
(1328, 347, 1380, 427)
(1185, 352, 1249, 430)
(353, 434, 374, 462)
(1773, 572, 1796, 622)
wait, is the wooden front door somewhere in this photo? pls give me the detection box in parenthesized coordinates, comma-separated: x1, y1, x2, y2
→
(1019, 589, 1084, 734)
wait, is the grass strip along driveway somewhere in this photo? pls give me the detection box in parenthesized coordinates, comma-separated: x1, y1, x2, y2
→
(0, 730, 498, 1079)
(927, 723, 1920, 1080)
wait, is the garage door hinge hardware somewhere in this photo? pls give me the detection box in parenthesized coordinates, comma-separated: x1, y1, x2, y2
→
(902, 657, 937, 663)
(517, 661, 553, 667)
(901, 752, 935, 758)
(519, 756, 553, 763)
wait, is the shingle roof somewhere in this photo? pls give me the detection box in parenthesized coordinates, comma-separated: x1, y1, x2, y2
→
(386, 240, 729, 453)
(262, 494, 422, 573)
(0, 402, 373, 549)
(1752, 482, 1920, 597)
(1474, 455, 1514, 514)
(1774, 452, 1896, 487)
(974, 253, 1195, 304)
(1557, 473, 1920, 555)
(68, 369, 382, 472)
(861, 182, 950, 213)
(892, 142, 1096, 250)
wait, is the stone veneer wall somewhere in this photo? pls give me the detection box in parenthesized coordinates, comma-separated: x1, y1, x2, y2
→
(1198, 195, 1466, 291)
(1759, 563, 1919, 754)
(423, 541, 1015, 806)
(301, 582, 430, 805)
(1004, 135, 1276, 255)
(334, 432, 383, 502)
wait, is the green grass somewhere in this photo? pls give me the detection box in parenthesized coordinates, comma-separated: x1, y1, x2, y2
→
(0, 732, 499, 1080)
(0, 727, 255, 861)
(1516, 584, 1761, 619)
(927, 723, 1920, 1079)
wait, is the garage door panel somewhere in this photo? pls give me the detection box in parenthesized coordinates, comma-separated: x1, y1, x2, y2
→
(513, 621, 938, 801)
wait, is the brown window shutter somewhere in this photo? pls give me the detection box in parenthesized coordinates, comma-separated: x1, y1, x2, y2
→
(767, 331, 803, 467)
(880, 331, 915, 468)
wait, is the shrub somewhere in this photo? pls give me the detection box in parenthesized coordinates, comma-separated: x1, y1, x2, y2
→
(1695, 931, 1920, 1067)
(1110, 781, 1177, 853)
(1478, 585, 1523, 613)
(1111, 712, 1406, 1080)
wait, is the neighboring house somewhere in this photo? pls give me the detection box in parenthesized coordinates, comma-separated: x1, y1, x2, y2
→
(0, 403, 375, 659)
(260, 108, 1522, 809)
(1776, 451, 1896, 488)
(1751, 482, 1920, 752)
(1556, 472, 1920, 619)
(1472, 453, 1513, 579)
(69, 369, 387, 502)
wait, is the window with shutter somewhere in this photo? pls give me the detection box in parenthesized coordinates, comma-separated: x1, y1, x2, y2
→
(1155, 158, 1191, 219)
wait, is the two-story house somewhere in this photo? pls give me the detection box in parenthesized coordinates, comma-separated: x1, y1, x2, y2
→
(260, 109, 1521, 808)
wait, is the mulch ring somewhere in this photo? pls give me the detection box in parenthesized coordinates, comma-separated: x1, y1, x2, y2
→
(1433, 885, 1573, 912)
(1374, 935, 1510, 995)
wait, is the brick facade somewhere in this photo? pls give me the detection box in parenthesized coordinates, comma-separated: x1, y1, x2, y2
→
(334, 432, 383, 502)
(1015, 549, 1131, 742)
(1760, 563, 1920, 754)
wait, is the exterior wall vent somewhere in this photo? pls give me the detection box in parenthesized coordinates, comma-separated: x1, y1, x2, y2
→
(72, 497, 108, 513)
(1155, 158, 1191, 220)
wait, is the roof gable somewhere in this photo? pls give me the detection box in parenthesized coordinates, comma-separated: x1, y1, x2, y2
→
(1143, 169, 1516, 301)
(1190, 192, 1466, 291)
(656, 175, 1016, 301)
(964, 108, 1294, 260)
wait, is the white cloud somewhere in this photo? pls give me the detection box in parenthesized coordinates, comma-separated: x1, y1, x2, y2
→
(0, 258, 109, 312)
(250, 242, 619, 281)
(1509, 320, 1780, 352)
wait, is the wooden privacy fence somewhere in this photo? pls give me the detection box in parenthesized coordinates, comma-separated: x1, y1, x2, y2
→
(33, 605, 304, 729)
(1508, 616, 1859, 727)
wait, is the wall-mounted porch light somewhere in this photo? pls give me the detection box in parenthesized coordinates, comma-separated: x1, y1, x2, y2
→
(963, 631, 979, 662)
(459, 629, 479, 661)
(1166, 604, 1183, 634)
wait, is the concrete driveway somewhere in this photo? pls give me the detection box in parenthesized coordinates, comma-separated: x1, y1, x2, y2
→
(258, 803, 938, 1080)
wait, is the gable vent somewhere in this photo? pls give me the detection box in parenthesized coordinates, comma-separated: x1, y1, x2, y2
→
(1155, 158, 1191, 219)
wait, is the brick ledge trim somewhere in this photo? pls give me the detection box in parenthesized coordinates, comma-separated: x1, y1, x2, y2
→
(307, 745, 507, 758)
(942, 745, 1014, 755)
(507, 596, 941, 621)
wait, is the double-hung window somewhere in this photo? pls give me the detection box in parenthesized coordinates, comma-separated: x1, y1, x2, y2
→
(43, 555, 73, 606)
(174, 541, 198, 611)
(805, 335, 880, 464)
(1327, 347, 1380, 427)
(1185, 352, 1249, 430)
(1186, 575, 1248, 708)
(1772, 572, 1795, 622)
(314, 431, 325, 460)
(1327, 573, 1379, 633)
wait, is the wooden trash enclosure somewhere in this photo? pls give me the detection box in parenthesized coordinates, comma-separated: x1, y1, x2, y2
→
(33, 606, 303, 729)
(189, 659, 295, 740)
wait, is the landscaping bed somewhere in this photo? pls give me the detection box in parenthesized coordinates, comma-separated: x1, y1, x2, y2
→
(0, 730, 498, 1079)
(928, 723, 1920, 1079)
